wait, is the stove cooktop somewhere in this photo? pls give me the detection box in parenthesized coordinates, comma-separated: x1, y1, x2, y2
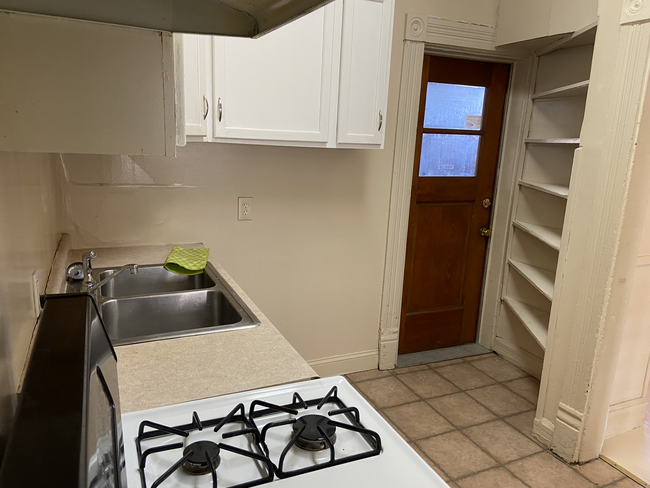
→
(121, 376, 448, 488)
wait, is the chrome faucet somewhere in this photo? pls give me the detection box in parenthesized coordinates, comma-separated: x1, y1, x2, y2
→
(81, 251, 97, 287)
(78, 250, 138, 292)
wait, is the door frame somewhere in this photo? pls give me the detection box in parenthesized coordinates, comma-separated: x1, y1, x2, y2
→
(378, 14, 526, 370)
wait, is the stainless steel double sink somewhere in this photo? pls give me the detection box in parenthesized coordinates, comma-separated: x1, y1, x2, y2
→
(67, 263, 260, 346)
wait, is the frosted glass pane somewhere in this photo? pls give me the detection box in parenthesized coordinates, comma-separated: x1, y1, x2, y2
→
(424, 83, 486, 130)
(419, 134, 480, 177)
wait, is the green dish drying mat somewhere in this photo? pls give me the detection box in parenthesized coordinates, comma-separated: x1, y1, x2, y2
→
(164, 246, 210, 275)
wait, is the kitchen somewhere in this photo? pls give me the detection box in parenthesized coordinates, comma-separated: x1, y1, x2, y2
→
(1, 0, 650, 485)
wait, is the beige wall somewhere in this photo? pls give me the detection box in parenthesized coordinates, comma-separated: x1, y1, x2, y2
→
(0, 152, 61, 458)
(606, 193, 650, 438)
(60, 0, 498, 374)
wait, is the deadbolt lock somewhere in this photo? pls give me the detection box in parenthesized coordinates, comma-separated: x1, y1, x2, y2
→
(480, 228, 491, 237)
(482, 198, 492, 208)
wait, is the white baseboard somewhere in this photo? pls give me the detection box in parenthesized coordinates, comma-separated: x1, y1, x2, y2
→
(606, 398, 648, 438)
(494, 337, 543, 379)
(533, 416, 555, 447)
(308, 350, 379, 377)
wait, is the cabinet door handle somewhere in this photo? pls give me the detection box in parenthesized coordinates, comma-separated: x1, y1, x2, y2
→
(203, 96, 209, 120)
(218, 97, 223, 122)
(378, 111, 383, 131)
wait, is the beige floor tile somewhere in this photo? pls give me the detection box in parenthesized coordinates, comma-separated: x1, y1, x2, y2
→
(355, 376, 419, 408)
(575, 459, 626, 486)
(384, 401, 455, 440)
(464, 352, 497, 361)
(608, 478, 644, 487)
(346, 369, 391, 382)
(456, 467, 527, 488)
(393, 364, 429, 374)
(428, 358, 465, 368)
(409, 443, 449, 481)
(467, 384, 534, 417)
(436, 363, 496, 391)
(470, 357, 528, 382)
(506, 452, 595, 488)
(464, 420, 542, 463)
(504, 410, 539, 441)
(398, 369, 460, 398)
(503, 376, 541, 404)
(447, 483, 459, 488)
(427, 392, 496, 428)
(417, 431, 497, 479)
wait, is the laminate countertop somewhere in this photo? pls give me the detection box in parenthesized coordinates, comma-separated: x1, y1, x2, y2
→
(46, 237, 318, 413)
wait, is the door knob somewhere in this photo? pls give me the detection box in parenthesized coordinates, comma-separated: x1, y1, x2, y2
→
(483, 198, 492, 208)
(480, 228, 491, 237)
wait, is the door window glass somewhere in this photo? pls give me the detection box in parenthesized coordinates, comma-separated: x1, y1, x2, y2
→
(419, 134, 480, 177)
(423, 83, 486, 130)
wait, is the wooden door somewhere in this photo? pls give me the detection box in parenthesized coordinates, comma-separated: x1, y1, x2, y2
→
(399, 56, 509, 354)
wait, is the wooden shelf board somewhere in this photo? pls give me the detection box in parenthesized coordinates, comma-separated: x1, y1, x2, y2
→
(532, 81, 589, 100)
(513, 221, 562, 251)
(503, 296, 549, 350)
(509, 259, 555, 301)
(518, 180, 569, 199)
(525, 138, 580, 145)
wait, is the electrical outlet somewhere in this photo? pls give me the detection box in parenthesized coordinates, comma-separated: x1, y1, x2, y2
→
(238, 197, 253, 221)
(31, 271, 41, 318)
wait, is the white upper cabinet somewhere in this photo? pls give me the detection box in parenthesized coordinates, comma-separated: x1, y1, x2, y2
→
(496, 0, 597, 46)
(212, 4, 341, 145)
(181, 0, 394, 149)
(337, 0, 393, 146)
(0, 11, 175, 156)
(182, 35, 210, 138)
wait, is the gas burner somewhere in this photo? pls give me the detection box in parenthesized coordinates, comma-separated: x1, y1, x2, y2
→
(181, 441, 221, 475)
(292, 415, 337, 451)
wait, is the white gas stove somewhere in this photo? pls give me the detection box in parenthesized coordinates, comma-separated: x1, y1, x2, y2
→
(121, 376, 449, 487)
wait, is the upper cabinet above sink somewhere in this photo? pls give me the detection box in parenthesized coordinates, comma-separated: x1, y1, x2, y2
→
(0, 11, 176, 156)
(180, 0, 394, 149)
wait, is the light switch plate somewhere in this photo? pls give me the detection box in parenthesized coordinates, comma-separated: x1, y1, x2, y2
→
(238, 197, 253, 221)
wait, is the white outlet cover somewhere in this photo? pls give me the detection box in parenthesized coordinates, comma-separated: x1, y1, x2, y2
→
(238, 197, 253, 221)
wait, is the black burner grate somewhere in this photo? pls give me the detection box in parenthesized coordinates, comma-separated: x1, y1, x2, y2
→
(135, 404, 274, 488)
(133, 386, 382, 486)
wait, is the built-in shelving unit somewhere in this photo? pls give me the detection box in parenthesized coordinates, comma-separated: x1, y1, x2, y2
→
(530, 81, 589, 100)
(503, 296, 549, 349)
(494, 27, 596, 377)
(512, 221, 561, 251)
(524, 138, 580, 145)
(509, 259, 555, 300)
(518, 181, 569, 198)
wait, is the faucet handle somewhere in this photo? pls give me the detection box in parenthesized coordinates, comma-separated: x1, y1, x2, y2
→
(82, 250, 97, 286)
(82, 250, 97, 261)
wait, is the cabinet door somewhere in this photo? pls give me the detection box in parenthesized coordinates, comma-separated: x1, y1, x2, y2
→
(183, 35, 209, 138)
(0, 11, 175, 155)
(495, 0, 552, 46)
(336, 0, 394, 147)
(212, 3, 341, 145)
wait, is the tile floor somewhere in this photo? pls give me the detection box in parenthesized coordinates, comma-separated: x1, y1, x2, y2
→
(345, 352, 642, 488)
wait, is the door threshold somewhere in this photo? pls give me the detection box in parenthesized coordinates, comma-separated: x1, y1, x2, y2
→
(397, 343, 491, 368)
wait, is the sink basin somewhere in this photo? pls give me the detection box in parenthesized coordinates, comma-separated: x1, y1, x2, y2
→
(66, 263, 260, 345)
(98, 265, 215, 298)
(101, 290, 245, 344)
